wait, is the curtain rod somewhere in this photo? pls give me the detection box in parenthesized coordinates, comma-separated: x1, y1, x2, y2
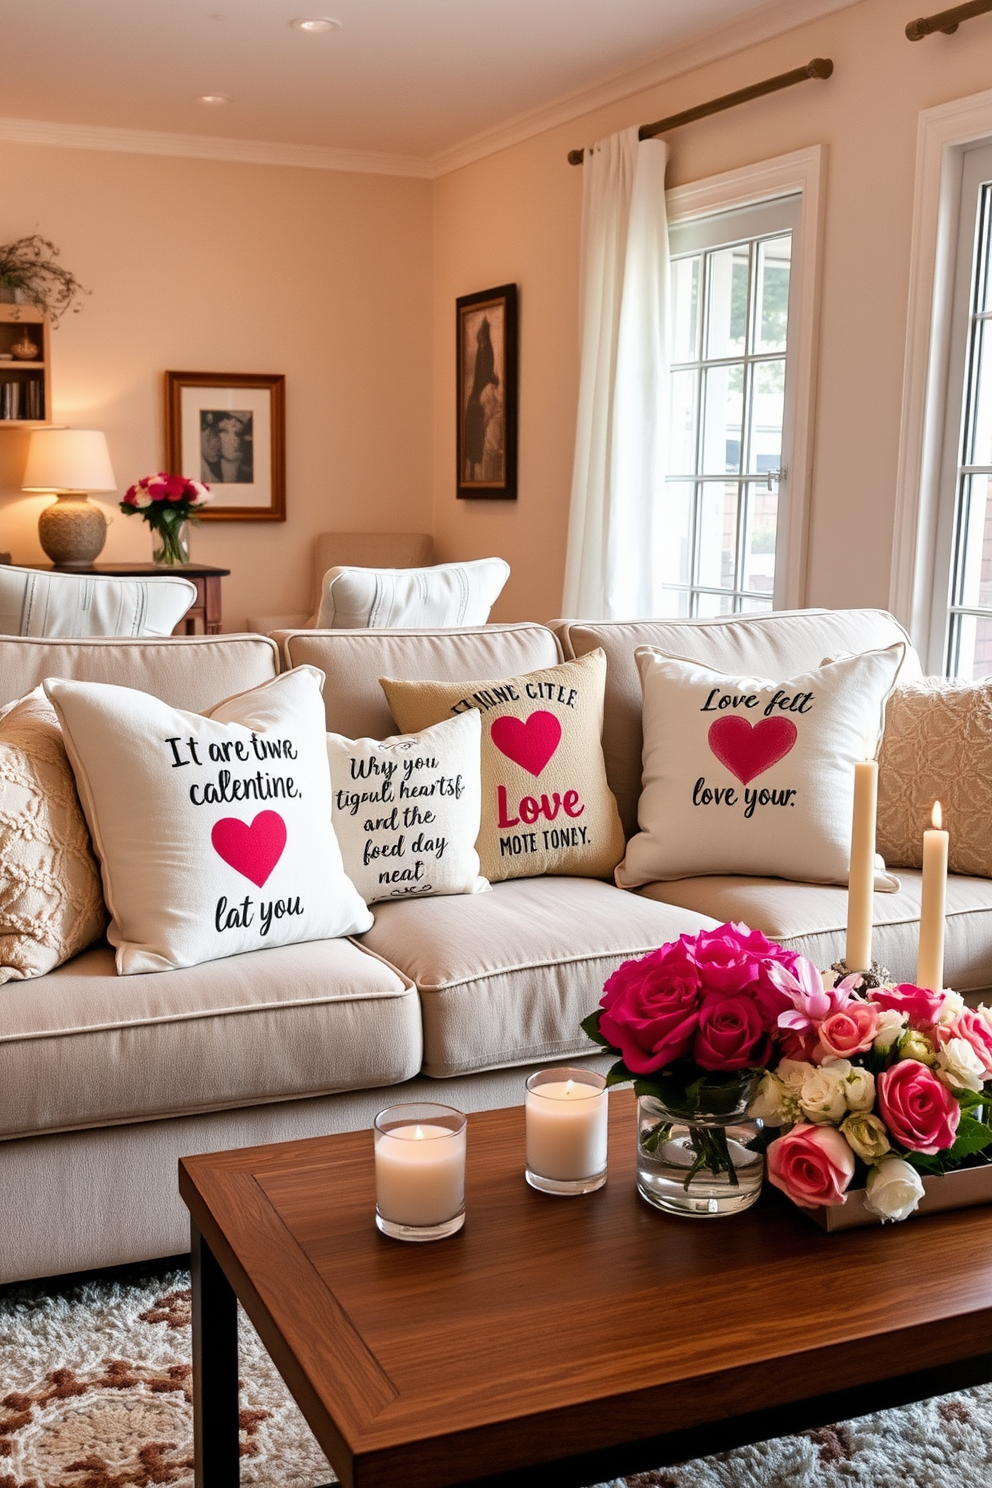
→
(566, 58, 833, 166)
(906, 0, 992, 38)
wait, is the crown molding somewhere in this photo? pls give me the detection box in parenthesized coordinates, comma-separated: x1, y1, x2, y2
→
(429, 0, 861, 177)
(0, 115, 433, 179)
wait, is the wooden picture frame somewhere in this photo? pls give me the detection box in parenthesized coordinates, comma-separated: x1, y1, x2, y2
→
(165, 371, 286, 521)
(456, 283, 518, 500)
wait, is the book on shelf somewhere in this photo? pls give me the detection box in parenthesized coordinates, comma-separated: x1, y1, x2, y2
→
(0, 379, 43, 421)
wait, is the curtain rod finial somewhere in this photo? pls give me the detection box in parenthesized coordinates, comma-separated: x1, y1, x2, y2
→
(568, 147, 586, 166)
(807, 56, 833, 77)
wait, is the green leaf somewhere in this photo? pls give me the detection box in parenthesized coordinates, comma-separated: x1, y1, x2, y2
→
(605, 1060, 634, 1089)
(579, 1010, 611, 1048)
(946, 1113, 992, 1161)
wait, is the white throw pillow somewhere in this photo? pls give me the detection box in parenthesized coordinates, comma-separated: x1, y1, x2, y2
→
(326, 710, 489, 904)
(617, 645, 905, 889)
(316, 558, 510, 629)
(0, 566, 197, 638)
(44, 666, 372, 974)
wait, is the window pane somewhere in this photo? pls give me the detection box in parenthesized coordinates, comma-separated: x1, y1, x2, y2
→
(658, 587, 692, 618)
(695, 590, 736, 616)
(740, 595, 774, 614)
(742, 486, 778, 596)
(747, 359, 785, 473)
(953, 473, 992, 608)
(705, 244, 749, 360)
(701, 364, 743, 473)
(949, 612, 992, 679)
(670, 255, 701, 364)
(658, 481, 693, 588)
(977, 184, 992, 313)
(695, 481, 738, 591)
(965, 317, 992, 467)
(754, 236, 791, 353)
(668, 369, 698, 474)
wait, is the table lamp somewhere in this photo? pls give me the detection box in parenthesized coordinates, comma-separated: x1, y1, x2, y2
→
(22, 428, 117, 568)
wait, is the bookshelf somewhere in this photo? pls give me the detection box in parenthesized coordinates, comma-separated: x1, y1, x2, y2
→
(0, 305, 50, 426)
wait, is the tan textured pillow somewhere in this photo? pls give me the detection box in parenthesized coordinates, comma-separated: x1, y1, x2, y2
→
(381, 649, 626, 883)
(877, 677, 992, 875)
(0, 687, 107, 982)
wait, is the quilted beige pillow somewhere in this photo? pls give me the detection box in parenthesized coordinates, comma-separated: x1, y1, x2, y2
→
(381, 649, 626, 883)
(0, 687, 106, 982)
(877, 677, 992, 875)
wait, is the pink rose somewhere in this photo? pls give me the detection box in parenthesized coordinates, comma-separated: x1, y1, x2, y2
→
(685, 922, 802, 1027)
(693, 990, 771, 1071)
(877, 1059, 961, 1153)
(816, 1001, 879, 1061)
(598, 943, 701, 1074)
(766, 1123, 855, 1207)
(871, 984, 945, 1030)
(941, 1010, 992, 1079)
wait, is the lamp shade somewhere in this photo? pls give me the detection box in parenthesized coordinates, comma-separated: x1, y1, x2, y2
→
(22, 429, 117, 493)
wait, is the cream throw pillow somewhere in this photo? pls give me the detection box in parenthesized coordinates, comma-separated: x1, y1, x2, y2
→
(381, 649, 626, 882)
(0, 686, 106, 982)
(617, 645, 905, 889)
(326, 710, 489, 904)
(45, 667, 372, 975)
(877, 677, 992, 875)
(316, 558, 510, 628)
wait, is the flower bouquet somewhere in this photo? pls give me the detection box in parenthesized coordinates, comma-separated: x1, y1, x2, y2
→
(754, 975, 992, 1224)
(120, 473, 211, 566)
(582, 922, 808, 1217)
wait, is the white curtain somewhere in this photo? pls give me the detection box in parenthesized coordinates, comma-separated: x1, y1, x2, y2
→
(562, 129, 671, 620)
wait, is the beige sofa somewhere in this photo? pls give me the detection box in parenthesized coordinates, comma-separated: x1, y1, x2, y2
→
(3, 607, 990, 1284)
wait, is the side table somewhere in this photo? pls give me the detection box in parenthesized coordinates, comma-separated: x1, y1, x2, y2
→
(18, 562, 230, 635)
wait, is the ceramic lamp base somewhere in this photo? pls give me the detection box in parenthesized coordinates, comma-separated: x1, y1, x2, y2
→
(38, 493, 107, 567)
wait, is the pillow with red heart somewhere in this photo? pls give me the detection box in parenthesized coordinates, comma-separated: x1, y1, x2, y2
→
(616, 645, 905, 890)
(380, 649, 626, 883)
(44, 667, 372, 974)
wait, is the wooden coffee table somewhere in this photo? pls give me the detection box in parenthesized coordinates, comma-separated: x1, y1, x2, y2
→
(179, 1090, 992, 1488)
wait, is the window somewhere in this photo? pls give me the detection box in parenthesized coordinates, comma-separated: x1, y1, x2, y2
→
(930, 144, 992, 678)
(661, 194, 801, 618)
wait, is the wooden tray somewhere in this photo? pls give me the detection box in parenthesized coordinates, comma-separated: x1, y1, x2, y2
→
(800, 1161, 992, 1231)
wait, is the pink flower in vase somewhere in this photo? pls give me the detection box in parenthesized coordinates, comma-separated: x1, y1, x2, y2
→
(693, 990, 771, 1071)
(598, 942, 702, 1074)
(775, 957, 853, 1038)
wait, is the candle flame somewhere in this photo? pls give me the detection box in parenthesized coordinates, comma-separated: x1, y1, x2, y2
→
(932, 801, 942, 831)
(414, 1124, 424, 1140)
(565, 1079, 574, 1095)
(864, 734, 875, 761)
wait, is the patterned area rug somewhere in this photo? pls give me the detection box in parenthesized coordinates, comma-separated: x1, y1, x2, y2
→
(1, 1261, 992, 1488)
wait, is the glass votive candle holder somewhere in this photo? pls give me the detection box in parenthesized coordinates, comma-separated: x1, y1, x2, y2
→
(373, 1102, 467, 1242)
(525, 1067, 608, 1195)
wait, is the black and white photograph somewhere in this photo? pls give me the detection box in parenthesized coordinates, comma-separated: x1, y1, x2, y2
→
(456, 283, 518, 500)
(166, 371, 285, 521)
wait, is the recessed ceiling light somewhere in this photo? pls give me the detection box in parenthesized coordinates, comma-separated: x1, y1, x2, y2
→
(290, 16, 341, 32)
(198, 94, 231, 104)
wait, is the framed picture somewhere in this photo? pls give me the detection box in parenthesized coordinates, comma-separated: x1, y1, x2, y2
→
(165, 371, 286, 521)
(456, 283, 518, 500)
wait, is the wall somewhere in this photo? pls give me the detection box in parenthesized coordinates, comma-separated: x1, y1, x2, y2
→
(432, 0, 992, 623)
(0, 143, 433, 630)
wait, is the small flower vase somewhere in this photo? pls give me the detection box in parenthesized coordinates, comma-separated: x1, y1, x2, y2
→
(151, 518, 190, 566)
(636, 1084, 764, 1219)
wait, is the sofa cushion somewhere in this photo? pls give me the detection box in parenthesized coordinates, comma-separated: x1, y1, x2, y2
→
(0, 634, 279, 713)
(0, 938, 420, 1139)
(316, 557, 510, 628)
(636, 869, 992, 996)
(877, 676, 992, 877)
(555, 609, 921, 838)
(358, 876, 718, 1078)
(274, 624, 560, 740)
(46, 667, 372, 974)
(382, 650, 626, 884)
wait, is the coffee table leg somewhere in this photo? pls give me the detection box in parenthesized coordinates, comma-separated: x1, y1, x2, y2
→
(191, 1220, 241, 1488)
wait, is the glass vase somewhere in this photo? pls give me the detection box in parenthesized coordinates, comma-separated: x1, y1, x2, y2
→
(151, 518, 190, 566)
(636, 1090, 764, 1219)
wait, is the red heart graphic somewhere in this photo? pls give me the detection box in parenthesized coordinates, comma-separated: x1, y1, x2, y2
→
(707, 715, 798, 785)
(211, 811, 287, 888)
(490, 711, 562, 777)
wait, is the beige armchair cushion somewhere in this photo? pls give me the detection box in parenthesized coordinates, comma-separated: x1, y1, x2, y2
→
(0, 566, 196, 638)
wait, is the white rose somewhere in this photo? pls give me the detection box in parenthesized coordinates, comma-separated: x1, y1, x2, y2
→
(799, 1060, 851, 1124)
(841, 1064, 876, 1112)
(937, 989, 966, 1024)
(899, 1029, 937, 1065)
(841, 1111, 891, 1162)
(864, 1157, 925, 1222)
(873, 1008, 907, 1052)
(935, 1035, 986, 1093)
(777, 1058, 816, 1093)
(749, 1073, 791, 1126)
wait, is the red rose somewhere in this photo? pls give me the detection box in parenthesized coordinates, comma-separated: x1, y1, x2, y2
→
(598, 943, 702, 1074)
(871, 984, 945, 1030)
(877, 1059, 960, 1154)
(684, 921, 802, 1028)
(693, 990, 771, 1071)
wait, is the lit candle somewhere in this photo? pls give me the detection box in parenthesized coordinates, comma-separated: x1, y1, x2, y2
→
(374, 1104, 466, 1238)
(525, 1068, 608, 1194)
(846, 745, 879, 972)
(916, 801, 948, 992)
